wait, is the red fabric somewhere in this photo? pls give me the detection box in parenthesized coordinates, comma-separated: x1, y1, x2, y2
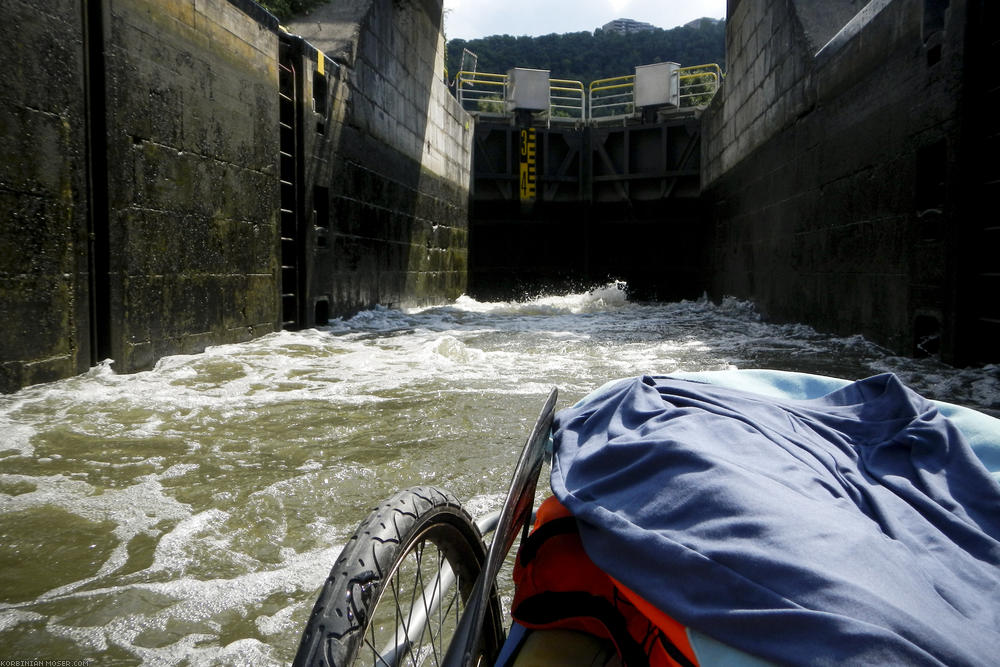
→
(512, 496, 698, 667)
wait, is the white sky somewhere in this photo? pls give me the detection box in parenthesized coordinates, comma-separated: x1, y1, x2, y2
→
(443, 0, 728, 41)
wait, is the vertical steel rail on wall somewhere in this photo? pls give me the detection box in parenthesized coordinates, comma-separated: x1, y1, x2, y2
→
(83, 0, 112, 363)
(277, 39, 301, 330)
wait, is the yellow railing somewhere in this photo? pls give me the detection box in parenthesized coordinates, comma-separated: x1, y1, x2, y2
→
(588, 64, 723, 121)
(456, 64, 722, 122)
(678, 64, 723, 107)
(550, 78, 585, 122)
(456, 71, 585, 122)
(589, 74, 635, 121)
(456, 70, 508, 116)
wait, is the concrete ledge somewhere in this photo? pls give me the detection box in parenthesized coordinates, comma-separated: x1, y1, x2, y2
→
(815, 0, 894, 61)
(225, 0, 280, 31)
(285, 0, 373, 65)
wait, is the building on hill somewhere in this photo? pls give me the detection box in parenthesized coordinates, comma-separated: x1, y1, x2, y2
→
(601, 18, 656, 35)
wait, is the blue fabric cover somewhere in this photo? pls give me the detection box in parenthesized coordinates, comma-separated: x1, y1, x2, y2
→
(550, 373, 1000, 666)
(669, 369, 1000, 481)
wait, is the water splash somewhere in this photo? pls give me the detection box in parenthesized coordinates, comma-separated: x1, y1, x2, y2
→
(1, 286, 997, 663)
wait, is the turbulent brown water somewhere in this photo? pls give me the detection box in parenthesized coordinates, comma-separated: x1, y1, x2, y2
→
(2, 286, 998, 664)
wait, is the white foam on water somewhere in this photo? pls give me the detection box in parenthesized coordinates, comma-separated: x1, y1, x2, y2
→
(146, 509, 232, 576)
(1, 471, 195, 601)
(0, 609, 45, 633)
(77, 541, 340, 664)
(0, 418, 35, 456)
(1, 286, 998, 664)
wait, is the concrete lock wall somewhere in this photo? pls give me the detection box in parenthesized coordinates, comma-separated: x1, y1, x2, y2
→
(701, 0, 976, 362)
(288, 0, 473, 320)
(0, 0, 282, 393)
(100, 0, 283, 372)
(1, 0, 471, 392)
(0, 0, 92, 393)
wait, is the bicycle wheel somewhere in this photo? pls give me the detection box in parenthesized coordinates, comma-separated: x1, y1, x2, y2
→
(294, 486, 504, 666)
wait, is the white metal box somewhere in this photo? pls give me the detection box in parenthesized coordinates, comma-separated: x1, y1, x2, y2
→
(507, 68, 550, 112)
(634, 62, 680, 109)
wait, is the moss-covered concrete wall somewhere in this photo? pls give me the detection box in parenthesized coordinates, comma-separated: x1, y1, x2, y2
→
(0, 0, 282, 392)
(101, 0, 282, 370)
(1, 0, 476, 392)
(287, 0, 472, 318)
(0, 0, 92, 393)
(702, 0, 982, 362)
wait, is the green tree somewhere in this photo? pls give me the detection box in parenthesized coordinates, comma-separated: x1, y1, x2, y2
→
(447, 20, 726, 86)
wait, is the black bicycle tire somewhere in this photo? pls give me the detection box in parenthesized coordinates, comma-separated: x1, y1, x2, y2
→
(294, 486, 503, 666)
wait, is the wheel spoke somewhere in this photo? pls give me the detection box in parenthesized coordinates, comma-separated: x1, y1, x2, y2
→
(292, 487, 501, 667)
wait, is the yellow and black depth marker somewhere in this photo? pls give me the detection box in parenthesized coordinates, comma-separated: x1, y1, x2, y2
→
(519, 128, 537, 202)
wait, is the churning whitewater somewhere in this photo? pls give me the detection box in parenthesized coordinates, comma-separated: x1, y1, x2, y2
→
(1, 285, 998, 664)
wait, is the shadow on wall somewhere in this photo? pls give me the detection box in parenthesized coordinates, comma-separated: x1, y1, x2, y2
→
(0, 0, 284, 391)
(286, 0, 473, 324)
(0, 0, 471, 392)
(703, 0, 986, 364)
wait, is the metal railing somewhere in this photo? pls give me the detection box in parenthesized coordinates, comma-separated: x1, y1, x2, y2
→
(588, 74, 635, 121)
(456, 70, 508, 117)
(678, 64, 723, 107)
(549, 78, 585, 122)
(456, 64, 722, 124)
(588, 64, 723, 122)
(456, 71, 585, 124)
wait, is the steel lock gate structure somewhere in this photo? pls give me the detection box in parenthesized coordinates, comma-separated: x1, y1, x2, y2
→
(461, 63, 717, 303)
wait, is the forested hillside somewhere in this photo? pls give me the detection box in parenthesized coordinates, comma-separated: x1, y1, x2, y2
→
(446, 20, 726, 84)
(262, 1, 726, 85)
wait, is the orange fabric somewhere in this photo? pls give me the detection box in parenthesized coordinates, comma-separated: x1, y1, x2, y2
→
(610, 574, 699, 666)
(532, 493, 574, 525)
(513, 496, 699, 667)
